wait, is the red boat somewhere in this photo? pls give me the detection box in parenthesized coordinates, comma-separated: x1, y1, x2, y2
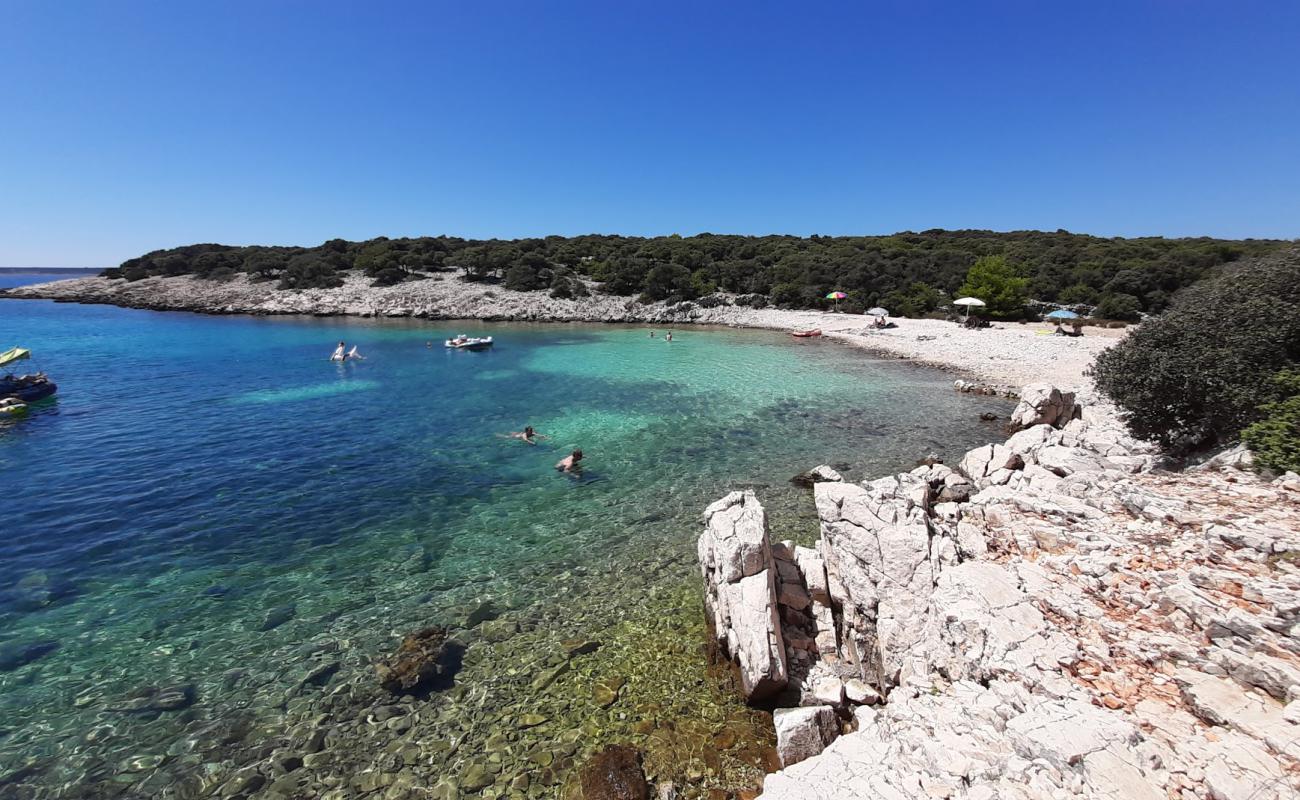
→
(791, 329, 822, 338)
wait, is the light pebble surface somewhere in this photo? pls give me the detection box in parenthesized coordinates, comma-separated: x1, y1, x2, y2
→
(3, 271, 1126, 393)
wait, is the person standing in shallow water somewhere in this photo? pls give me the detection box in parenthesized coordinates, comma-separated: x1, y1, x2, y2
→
(665, 332, 673, 342)
(556, 449, 583, 472)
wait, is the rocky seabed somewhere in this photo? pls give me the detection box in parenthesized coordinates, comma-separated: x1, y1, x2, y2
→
(701, 384, 1300, 800)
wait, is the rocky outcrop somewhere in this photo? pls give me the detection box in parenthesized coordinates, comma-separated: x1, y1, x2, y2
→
(814, 474, 939, 689)
(1008, 383, 1077, 430)
(698, 491, 788, 702)
(712, 385, 1300, 800)
(790, 464, 844, 488)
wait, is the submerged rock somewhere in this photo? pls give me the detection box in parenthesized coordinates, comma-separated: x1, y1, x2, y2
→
(6, 571, 77, 612)
(579, 745, 648, 800)
(257, 603, 296, 632)
(375, 626, 447, 694)
(0, 639, 59, 671)
(108, 684, 197, 714)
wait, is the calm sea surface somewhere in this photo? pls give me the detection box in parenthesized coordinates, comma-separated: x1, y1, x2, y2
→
(0, 273, 1007, 798)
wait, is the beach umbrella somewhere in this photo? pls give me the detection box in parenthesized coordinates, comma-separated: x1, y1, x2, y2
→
(826, 291, 847, 312)
(866, 307, 889, 318)
(1045, 309, 1080, 321)
(952, 297, 986, 321)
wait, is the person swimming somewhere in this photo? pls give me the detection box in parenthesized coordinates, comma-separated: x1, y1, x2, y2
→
(556, 449, 583, 472)
(347, 345, 364, 360)
(330, 341, 346, 361)
(665, 332, 673, 342)
(503, 425, 547, 445)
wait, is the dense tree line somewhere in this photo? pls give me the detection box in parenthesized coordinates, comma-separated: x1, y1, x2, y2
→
(102, 231, 1288, 315)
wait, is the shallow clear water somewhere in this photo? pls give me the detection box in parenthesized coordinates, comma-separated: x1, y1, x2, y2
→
(0, 277, 1007, 798)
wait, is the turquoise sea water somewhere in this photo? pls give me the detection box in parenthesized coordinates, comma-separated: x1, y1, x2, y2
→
(0, 275, 1007, 798)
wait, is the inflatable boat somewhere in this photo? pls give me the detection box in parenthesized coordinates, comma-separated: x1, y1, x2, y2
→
(445, 336, 494, 350)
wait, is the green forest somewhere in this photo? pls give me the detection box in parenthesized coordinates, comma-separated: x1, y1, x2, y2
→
(101, 230, 1289, 319)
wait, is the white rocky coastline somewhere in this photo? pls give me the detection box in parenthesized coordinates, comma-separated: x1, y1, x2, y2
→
(2, 271, 1123, 391)
(700, 378, 1300, 798)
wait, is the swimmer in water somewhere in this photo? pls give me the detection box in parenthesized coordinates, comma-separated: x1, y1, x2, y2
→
(555, 449, 584, 473)
(502, 425, 547, 445)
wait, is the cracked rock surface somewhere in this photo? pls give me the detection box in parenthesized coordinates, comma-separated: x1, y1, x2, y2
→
(704, 384, 1300, 800)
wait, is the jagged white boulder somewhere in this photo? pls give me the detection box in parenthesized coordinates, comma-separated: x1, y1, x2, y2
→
(698, 491, 787, 701)
(815, 475, 938, 687)
(1009, 383, 1077, 431)
(772, 705, 839, 767)
(958, 443, 1023, 483)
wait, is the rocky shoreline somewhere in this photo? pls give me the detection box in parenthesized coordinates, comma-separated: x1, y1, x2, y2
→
(700, 381, 1300, 799)
(2, 271, 1124, 392)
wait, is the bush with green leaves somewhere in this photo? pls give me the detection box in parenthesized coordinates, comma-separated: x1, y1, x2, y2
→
(1241, 371, 1300, 473)
(955, 255, 1029, 319)
(1091, 247, 1300, 449)
(1094, 292, 1142, 321)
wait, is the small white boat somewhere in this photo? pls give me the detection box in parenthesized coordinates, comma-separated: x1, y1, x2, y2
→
(444, 335, 493, 350)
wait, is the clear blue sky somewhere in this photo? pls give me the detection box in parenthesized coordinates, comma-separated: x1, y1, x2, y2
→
(2, 1, 1298, 267)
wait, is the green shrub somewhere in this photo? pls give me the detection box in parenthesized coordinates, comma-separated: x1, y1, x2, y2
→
(550, 274, 575, 299)
(642, 263, 696, 302)
(1094, 292, 1142, 321)
(955, 255, 1029, 319)
(1091, 248, 1300, 449)
(504, 263, 549, 291)
(770, 282, 802, 308)
(367, 267, 405, 288)
(1241, 371, 1300, 473)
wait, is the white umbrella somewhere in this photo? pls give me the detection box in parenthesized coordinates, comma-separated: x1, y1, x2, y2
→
(866, 307, 889, 318)
(952, 297, 986, 322)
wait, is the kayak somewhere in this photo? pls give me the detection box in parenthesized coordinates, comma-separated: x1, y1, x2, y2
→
(791, 329, 822, 338)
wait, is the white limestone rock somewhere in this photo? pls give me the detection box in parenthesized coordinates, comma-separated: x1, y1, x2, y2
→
(699, 490, 770, 584)
(843, 678, 880, 705)
(698, 491, 788, 701)
(917, 561, 1079, 690)
(1176, 669, 1300, 758)
(815, 476, 937, 688)
(772, 705, 839, 768)
(1035, 444, 1116, 477)
(1010, 383, 1078, 431)
(959, 443, 1024, 483)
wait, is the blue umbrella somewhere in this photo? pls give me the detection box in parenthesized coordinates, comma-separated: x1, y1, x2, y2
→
(1045, 309, 1080, 320)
